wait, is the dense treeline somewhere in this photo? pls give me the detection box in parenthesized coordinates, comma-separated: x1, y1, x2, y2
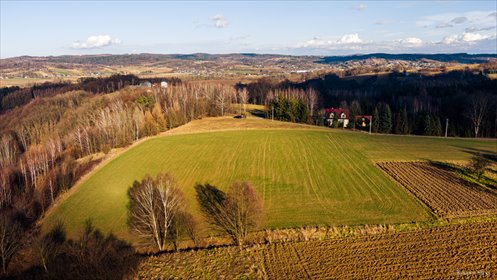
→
(241, 71, 497, 137)
(266, 88, 317, 124)
(0, 74, 182, 112)
(0, 80, 240, 267)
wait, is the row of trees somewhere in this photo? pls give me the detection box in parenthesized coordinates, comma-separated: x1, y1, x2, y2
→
(127, 173, 264, 251)
(266, 89, 316, 123)
(369, 103, 444, 135)
(240, 71, 497, 137)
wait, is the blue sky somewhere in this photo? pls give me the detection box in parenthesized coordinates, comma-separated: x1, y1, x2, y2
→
(1, 1, 496, 58)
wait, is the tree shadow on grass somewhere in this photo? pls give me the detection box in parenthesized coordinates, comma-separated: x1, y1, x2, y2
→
(427, 159, 497, 193)
(248, 109, 266, 118)
(451, 145, 497, 163)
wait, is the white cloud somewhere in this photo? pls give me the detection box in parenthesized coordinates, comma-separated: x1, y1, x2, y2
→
(297, 34, 364, 49)
(72, 35, 121, 49)
(211, 14, 229, 28)
(462, 32, 490, 42)
(441, 32, 492, 44)
(352, 3, 368, 11)
(338, 33, 363, 44)
(290, 30, 496, 54)
(397, 37, 423, 47)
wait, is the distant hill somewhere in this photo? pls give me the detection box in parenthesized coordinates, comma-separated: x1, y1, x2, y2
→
(4, 52, 496, 66)
(318, 53, 497, 64)
(1, 53, 287, 65)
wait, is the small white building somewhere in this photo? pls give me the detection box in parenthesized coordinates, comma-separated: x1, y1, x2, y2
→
(160, 81, 168, 88)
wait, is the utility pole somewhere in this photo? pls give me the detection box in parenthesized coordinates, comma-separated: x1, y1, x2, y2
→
(369, 116, 372, 134)
(445, 118, 449, 138)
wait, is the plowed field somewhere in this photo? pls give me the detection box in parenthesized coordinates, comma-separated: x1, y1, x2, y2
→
(378, 161, 497, 218)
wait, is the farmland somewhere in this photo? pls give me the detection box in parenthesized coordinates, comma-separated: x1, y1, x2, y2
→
(135, 219, 497, 279)
(378, 162, 497, 218)
(42, 117, 497, 239)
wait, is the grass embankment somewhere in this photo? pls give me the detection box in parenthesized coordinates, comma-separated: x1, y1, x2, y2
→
(43, 117, 497, 239)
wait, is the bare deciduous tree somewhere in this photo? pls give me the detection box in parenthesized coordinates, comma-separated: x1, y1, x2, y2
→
(216, 86, 227, 116)
(0, 134, 18, 168)
(127, 173, 184, 251)
(307, 88, 318, 117)
(468, 153, 491, 180)
(195, 181, 263, 246)
(469, 94, 488, 138)
(0, 217, 22, 275)
(239, 88, 249, 114)
(35, 221, 66, 273)
(0, 169, 12, 209)
(168, 211, 198, 251)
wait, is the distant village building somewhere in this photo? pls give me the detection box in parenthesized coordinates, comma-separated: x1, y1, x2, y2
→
(160, 81, 168, 88)
(325, 108, 349, 127)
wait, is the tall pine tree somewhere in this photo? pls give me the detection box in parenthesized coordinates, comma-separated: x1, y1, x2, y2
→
(372, 106, 380, 133)
(432, 116, 442, 136)
(379, 104, 392, 133)
(394, 108, 409, 134)
(423, 114, 432, 136)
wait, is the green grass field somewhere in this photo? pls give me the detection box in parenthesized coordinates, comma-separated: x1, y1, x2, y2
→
(43, 118, 497, 239)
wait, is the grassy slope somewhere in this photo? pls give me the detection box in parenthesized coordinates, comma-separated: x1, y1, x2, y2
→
(43, 117, 497, 239)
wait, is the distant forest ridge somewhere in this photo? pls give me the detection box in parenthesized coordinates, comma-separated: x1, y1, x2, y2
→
(3, 52, 496, 65)
(318, 53, 497, 64)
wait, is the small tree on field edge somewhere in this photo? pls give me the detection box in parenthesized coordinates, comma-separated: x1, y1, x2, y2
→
(468, 153, 491, 180)
(195, 181, 264, 246)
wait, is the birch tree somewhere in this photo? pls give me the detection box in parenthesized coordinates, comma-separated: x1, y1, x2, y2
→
(307, 88, 318, 117)
(216, 87, 226, 116)
(0, 134, 18, 168)
(127, 173, 184, 251)
(239, 88, 249, 114)
(469, 94, 487, 138)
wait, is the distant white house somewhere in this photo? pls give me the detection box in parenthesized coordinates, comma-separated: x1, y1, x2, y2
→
(160, 81, 168, 88)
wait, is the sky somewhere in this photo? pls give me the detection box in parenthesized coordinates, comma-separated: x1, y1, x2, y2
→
(1, 0, 496, 58)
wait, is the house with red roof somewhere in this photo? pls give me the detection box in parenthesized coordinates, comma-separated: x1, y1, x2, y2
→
(325, 108, 350, 127)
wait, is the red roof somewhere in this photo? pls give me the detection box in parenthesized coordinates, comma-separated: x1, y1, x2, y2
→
(354, 115, 372, 120)
(325, 107, 350, 118)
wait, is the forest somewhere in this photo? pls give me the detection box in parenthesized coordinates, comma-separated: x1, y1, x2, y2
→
(242, 70, 497, 138)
